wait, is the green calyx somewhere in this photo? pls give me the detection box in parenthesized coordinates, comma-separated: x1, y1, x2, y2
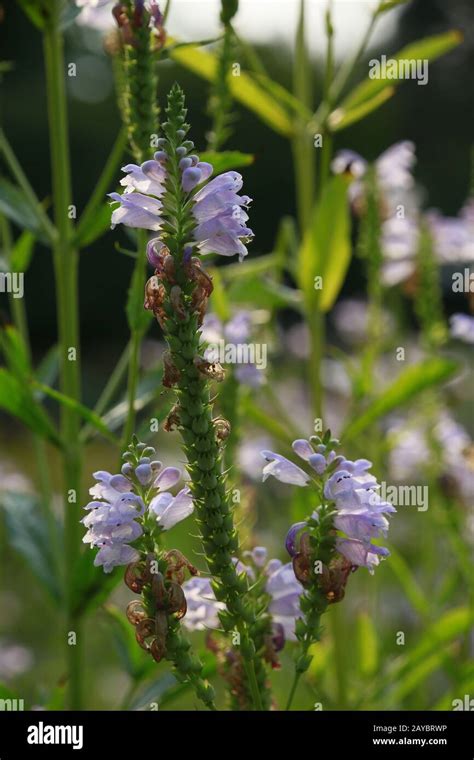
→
(121, 4, 159, 163)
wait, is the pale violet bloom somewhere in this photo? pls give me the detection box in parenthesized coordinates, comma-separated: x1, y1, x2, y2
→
(388, 412, 474, 504)
(336, 538, 389, 575)
(381, 216, 420, 285)
(82, 446, 194, 572)
(266, 561, 304, 641)
(450, 313, 474, 344)
(265, 441, 394, 572)
(149, 487, 194, 530)
(109, 152, 253, 261)
(428, 202, 474, 263)
(201, 310, 265, 387)
(261, 450, 311, 486)
(182, 577, 225, 631)
(332, 141, 416, 215)
(332, 298, 394, 345)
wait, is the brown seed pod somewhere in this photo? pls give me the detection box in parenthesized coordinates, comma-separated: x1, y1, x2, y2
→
(135, 618, 156, 650)
(163, 549, 198, 585)
(318, 556, 355, 603)
(193, 355, 225, 382)
(167, 582, 187, 620)
(151, 571, 167, 608)
(163, 350, 181, 388)
(169, 285, 187, 320)
(163, 404, 181, 432)
(126, 600, 147, 625)
(213, 417, 231, 444)
(150, 636, 166, 663)
(292, 552, 312, 586)
(124, 560, 150, 594)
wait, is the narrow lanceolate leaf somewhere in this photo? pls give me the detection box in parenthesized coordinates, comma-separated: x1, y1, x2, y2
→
(297, 174, 351, 312)
(341, 31, 462, 111)
(34, 382, 119, 445)
(170, 44, 295, 137)
(0, 492, 63, 604)
(0, 368, 61, 446)
(0, 178, 48, 240)
(343, 357, 459, 441)
(10, 230, 35, 272)
(199, 150, 254, 174)
(0, 324, 30, 379)
(73, 202, 113, 248)
(366, 607, 474, 705)
(328, 87, 395, 132)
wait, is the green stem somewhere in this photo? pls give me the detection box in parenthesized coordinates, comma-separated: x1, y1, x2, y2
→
(285, 671, 302, 711)
(43, 2, 83, 709)
(75, 126, 128, 242)
(308, 310, 324, 421)
(0, 128, 57, 243)
(0, 216, 55, 546)
(80, 340, 131, 444)
(122, 230, 148, 448)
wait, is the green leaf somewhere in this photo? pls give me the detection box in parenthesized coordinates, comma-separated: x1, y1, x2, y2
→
(104, 606, 155, 681)
(0, 324, 30, 379)
(0, 368, 61, 445)
(228, 276, 302, 311)
(17, 0, 48, 29)
(0, 491, 63, 604)
(297, 174, 351, 312)
(387, 547, 430, 619)
(199, 150, 254, 174)
(74, 202, 112, 248)
(170, 44, 295, 137)
(356, 613, 378, 678)
(34, 382, 119, 445)
(71, 553, 122, 619)
(35, 344, 60, 388)
(126, 261, 154, 333)
(342, 358, 458, 441)
(342, 31, 463, 111)
(240, 397, 295, 448)
(0, 178, 47, 239)
(328, 87, 395, 131)
(252, 72, 313, 121)
(10, 230, 35, 272)
(369, 607, 474, 705)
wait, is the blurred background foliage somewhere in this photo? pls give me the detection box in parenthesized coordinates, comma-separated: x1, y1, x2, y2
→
(0, 0, 472, 711)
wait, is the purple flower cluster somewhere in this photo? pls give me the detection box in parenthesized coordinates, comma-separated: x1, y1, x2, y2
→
(262, 439, 395, 574)
(109, 150, 253, 261)
(182, 547, 304, 641)
(82, 451, 194, 573)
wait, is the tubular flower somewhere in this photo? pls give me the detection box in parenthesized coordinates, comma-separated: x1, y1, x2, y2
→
(109, 151, 253, 261)
(263, 434, 395, 574)
(82, 441, 194, 572)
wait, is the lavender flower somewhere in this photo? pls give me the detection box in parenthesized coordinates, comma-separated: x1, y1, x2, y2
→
(109, 152, 253, 261)
(182, 549, 303, 645)
(265, 561, 304, 641)
(200, 310, 265, 387)
(82, 443, 194, 572)
(449, 313, 474, 344)
(264, 437, 395, 573)
(181, 577, 225, 631)
(332, 141, 416, 216)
